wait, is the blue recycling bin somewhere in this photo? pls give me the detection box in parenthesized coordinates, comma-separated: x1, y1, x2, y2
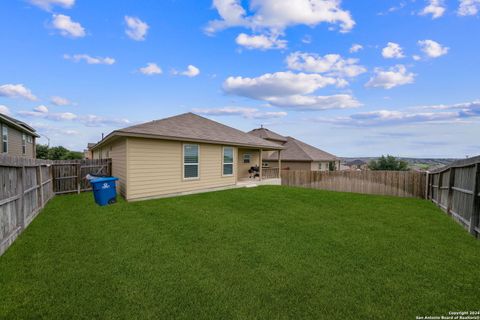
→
(90, 177, 119, 206)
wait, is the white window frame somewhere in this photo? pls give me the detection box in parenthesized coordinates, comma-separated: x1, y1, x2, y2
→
(183, 144, 200, 180)
(243, 153, 251, 164)
(2, 125, 8, 154)
(22, 133, 27, 154)
(222, 146, 234, 177)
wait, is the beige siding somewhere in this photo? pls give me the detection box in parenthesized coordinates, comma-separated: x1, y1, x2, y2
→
(110, 139, 127, 197)
(91, 138, 127, 197)
(1, 123, 35, 158)
(237, 149, 260, 179)
(127, 138, 237, 201)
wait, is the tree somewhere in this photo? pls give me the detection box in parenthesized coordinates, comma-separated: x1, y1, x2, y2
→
(368, 155, 409, 171)
(329, 161, 336, 171)
(36, 145, 84, 160)
(36, 144, 49, 159)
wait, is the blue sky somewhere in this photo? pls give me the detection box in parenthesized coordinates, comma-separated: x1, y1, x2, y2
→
(0, 0, 479, 158)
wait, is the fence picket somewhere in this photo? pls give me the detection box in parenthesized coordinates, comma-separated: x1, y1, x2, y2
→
(0, 155, 112, 256)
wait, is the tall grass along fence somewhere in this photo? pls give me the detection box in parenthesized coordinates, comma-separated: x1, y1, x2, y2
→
(281, 170, 426, 198)
(0, 155, 112, 255)
(427, 155, 480, 238)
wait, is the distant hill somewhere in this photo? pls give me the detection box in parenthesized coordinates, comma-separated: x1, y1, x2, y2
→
(341, 157, 459, 171)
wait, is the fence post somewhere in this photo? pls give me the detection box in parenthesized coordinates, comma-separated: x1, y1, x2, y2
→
(16, 165, 25, 230)
(469, 164, 479, 237)
(425, 171, 430, 199)
(77, 163, 81, 194)
(21, 166, 27, 229)
(446, 168, 455, 216)
(37, 164, 44, 208)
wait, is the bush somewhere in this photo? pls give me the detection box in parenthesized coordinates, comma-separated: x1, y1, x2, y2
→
(36, 145, 84, 160)
(368, 155, 409, 171)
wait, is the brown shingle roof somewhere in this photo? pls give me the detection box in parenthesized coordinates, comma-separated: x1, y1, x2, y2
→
(264, 136, 338, 162)
(94, 113, 282, 150)
(0, 113, 39, 137)
(248, 128, 287, 143)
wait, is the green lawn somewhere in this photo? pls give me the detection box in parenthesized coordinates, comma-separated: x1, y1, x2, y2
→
(1, 186, 479, 319)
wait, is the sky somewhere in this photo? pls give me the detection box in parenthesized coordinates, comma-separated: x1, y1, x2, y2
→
(0, 0, 479, 158)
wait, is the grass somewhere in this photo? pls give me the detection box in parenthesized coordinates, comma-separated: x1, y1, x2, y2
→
(1, 186, 479, 319)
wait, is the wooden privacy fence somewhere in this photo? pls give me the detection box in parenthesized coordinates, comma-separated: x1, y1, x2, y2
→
(427, 155, 480, 237)
(0, 156, 112, 256)
(52, 159, 111, 194)
(281, 170, 426, 198)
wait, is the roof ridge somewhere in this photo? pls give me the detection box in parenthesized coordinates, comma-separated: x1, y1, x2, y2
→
(288, 137, 315, 161)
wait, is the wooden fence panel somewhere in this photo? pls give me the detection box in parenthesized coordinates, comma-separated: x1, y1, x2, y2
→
(281, 170, 426, 198)
(427, 155, 480, 238)
(0, 156, 112, 256)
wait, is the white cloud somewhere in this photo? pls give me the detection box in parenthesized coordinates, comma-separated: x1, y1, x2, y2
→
(18, 107, 131, 127)
(29, 0, 74, 11)
(381, 42, 405, 59)
(0, 84, 37, 101)
(174, 65, 200, 77)
(418, 39, 449, 58)
(366, 65, 415, 89)
(0, 105, 11, 115)
(420, 0, 446, 18)
(301, 35, 312, 44)
(51, 96, 71, 106)
(64, 54, 115, 65)
(51, 14, 85, 38)
(139, 63, 162, 75)
(349, 44, 363, 53)
(266, 94, 361, 110)
(206, 0, 355, 34)
(34, 105, 49, 113)
(458, 0, 480, 15)
(314, 100, 480, 126)
(286, 52, 367, 79)
(412, 55, 422, 61)
(223, 71, 358, 110)
(192, 107, 287, 119)
(124, 16, 149, 41)
(235, 33, 287, 50)
(224, 71, 342, 100)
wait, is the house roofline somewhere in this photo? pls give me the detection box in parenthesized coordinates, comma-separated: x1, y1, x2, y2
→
(0, 114, 39, 137)
(92, 131, 284, 151)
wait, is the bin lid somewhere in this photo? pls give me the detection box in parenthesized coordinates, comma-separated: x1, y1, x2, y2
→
(91, 176, 119, 184)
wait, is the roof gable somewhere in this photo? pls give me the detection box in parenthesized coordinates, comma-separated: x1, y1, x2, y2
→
(248, 128, 287, 143)
(265, 136, 338, 162)
(96, 113, 282, 150)
(0, 113, 38, 137)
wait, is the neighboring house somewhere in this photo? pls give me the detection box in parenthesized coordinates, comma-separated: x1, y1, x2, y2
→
(345, 159, 368, 171)
(84, 143, 95, 159)
(91, 113, 283, 201)
(248, 128, 340, 171)
(0, 113, 38, 158)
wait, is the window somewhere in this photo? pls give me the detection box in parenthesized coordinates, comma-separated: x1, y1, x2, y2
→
(243, 153, 251, 164)
(27, 135, 32, 143)
(319, 163, 322, 170)
(22, 133, 26, 154)
(183, 144, 199, 179)
(2, 126, 7, 153)
(223, 147, 233, 176)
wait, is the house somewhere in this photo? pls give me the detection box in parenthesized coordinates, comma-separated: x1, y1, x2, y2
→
(0, 113, 38, 158)
(91, 113, 283, 201)
(248, 128, 340, 171)
(84, 143, 96, 159)
(345, 159, 368, 171)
